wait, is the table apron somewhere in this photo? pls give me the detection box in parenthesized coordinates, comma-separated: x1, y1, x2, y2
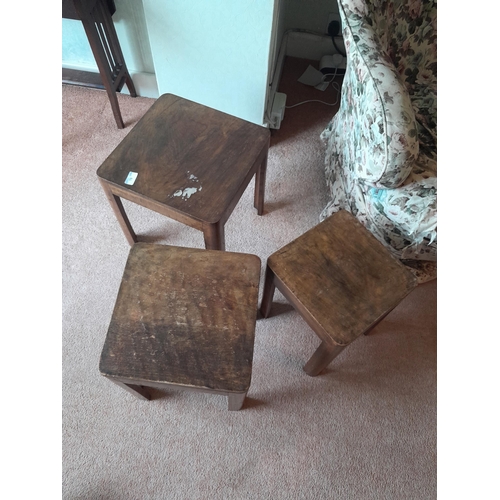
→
(100, 180, 205, 231)
(102, 374, 248, 396)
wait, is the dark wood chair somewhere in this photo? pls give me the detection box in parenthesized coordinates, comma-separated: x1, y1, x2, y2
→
(62, 0, 137, 128)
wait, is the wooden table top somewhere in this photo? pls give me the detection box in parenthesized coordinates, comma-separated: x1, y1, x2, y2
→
(99, 243, 261, 392)
(97, 94, 270, 224)
(267, 211, 417, 346)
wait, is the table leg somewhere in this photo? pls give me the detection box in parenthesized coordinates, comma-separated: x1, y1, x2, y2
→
(364, 307, 395, 335)
(99, 180, 137, 246)
(227, 392, 246, 411)
(105, 85, 125, 129)
(203, 222, 225, 251)
(254, 146, 268, 215)
(125, 73, 137, 97)
(303, 341, 346, 377)
(106, 378, 152, 401)
(260, 265, 276, 318)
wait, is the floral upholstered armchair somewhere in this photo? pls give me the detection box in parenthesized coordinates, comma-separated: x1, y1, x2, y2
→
(320, 0, 437, 262)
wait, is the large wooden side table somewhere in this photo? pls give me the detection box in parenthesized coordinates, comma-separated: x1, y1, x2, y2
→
(99, 243, 261, 411)
(97, 93, 270, 251)
(259, 210, 417, 376)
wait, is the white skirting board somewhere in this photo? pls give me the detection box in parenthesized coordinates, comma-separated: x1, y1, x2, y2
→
(62, 65, 159, 99)
(286, 31, 345, 61)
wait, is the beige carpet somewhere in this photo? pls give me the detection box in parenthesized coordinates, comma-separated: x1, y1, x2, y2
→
(62, 57, 436, 499)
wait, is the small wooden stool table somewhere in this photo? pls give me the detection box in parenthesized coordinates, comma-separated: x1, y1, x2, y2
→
(259, 210, 417, 376)
(97, 93, 270, 251)
(99, 243, 261, 410)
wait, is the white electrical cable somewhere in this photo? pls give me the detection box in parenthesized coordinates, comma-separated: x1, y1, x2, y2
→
(265, 28, 345, 122)
(285, 69, 342, 109)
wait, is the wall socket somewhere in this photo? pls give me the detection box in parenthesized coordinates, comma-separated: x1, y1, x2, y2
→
(326, 12, 342, 34)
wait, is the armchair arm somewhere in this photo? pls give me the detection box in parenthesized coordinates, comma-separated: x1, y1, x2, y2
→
(326, 0, 419, 189)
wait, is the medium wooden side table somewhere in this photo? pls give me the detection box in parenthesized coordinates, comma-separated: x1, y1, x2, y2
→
(260, 210, 417, 376)
(97, 93, 270, 251)
(99, 243, 261, 411)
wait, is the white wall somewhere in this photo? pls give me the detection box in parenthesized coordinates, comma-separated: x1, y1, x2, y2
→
(142, 0, 276, 126)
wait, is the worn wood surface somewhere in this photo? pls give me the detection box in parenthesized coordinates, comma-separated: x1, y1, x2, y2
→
(99, 244, 261, 397)
(97, 94, 270, 248)
(261, 210, 417, 350)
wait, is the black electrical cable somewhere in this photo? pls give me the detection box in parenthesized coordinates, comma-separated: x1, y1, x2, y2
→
(328, 21, 346, 58)
(332, 36, 346, 58)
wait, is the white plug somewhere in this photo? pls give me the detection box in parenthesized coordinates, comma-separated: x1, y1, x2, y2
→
(320, 54, 344, 71)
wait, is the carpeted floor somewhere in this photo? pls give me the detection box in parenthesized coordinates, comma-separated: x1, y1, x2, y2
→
(62, 57, 437, 499)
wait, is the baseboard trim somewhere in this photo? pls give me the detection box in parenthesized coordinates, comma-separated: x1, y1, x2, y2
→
(62, 65, 159, 99)
(62, 68, 105, 90)
(286, 31, 345, 61)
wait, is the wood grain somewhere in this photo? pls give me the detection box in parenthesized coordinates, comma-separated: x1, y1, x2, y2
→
(260, 210, 417, 374)
(99, 244, 261, 399)
(265, 211, 417, 346)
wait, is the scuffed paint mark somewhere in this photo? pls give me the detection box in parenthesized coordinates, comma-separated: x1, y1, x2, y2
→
(172, 172, 203, 200)
(172, 186, 202, 200)
(182, 187, 198, 199)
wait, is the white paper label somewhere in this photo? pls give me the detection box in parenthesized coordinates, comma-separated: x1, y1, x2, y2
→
(124, 172, 138, 185)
